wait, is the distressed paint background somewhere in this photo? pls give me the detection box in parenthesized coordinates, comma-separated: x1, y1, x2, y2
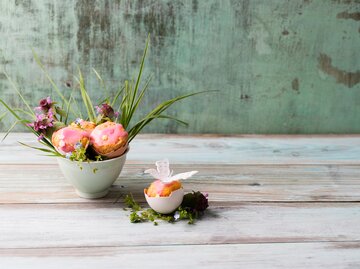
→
(0, 0, 359, 134)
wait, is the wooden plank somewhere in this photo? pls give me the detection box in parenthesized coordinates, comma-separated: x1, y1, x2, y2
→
(0, 203, 359, 248)
(1, 164, 360, 203)
(1, 133, 360, 165)
(0, 242, 360, 269)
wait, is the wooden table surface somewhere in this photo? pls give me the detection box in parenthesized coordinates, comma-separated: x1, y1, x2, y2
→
(1, 133, 360, 269)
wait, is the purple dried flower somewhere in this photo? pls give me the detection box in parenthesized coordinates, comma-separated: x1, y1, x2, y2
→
(28, 113, 55, 132)
(194, 192, 209, 212)
(181, 191, 209, 213)
(37, 134, 45, 141)
(75, 142, 82, 150)
(34, 106, 43, 115)
(47, 108, 55, 119)
(38, 97, 53, 112)
(96, 103, 117, 119)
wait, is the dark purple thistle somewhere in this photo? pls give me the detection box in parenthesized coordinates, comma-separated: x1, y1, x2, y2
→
(181, 191, 209, 213)
(37, 97, 53, 112)
(95, 103, 118, 119)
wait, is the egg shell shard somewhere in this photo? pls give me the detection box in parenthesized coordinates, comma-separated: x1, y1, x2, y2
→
(144, 188, 184, 214)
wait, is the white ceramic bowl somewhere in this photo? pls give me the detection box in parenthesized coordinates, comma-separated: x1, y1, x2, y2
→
(144, 188, 184, 214)
(57, 151, 128, 199)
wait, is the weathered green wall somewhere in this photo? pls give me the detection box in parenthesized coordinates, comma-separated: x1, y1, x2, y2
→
(0, 0, 359, 134)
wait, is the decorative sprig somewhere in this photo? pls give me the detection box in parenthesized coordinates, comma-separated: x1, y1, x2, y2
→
(124, 191, 209, 225)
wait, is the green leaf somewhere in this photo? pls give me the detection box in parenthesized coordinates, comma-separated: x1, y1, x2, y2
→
(55, 106, 67, 118)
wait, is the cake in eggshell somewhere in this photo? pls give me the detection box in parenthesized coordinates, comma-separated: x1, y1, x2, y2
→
(90, 121, 128, 157)
(146, 180, 182, 197)
(52, 126, 90, 154)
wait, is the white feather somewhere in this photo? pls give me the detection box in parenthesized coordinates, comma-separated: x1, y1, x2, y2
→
(145, 159, 198, 183)
(164, 171, 198, 182)
(155, 159, 171, 180)
(144, 169, 160, 179)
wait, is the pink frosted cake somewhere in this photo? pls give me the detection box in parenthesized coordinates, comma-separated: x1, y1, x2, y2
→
(52, 126, 90, 154)
(90, 122, 128, 158)
(70, 119, 96, 135)
(145, 180, 182, 197)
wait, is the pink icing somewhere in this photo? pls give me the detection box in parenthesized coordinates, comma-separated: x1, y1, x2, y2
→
(152, 180, 166, 195)
(54, 127, 88, 153)
(90, 123, 128, 147)
(78, 120, 94, 133)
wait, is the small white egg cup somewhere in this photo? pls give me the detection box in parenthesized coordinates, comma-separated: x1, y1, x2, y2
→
(144, 188, 184, 214)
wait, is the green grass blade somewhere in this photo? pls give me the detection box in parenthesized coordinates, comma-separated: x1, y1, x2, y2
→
(155, 114, 188, 125)
(2, 120, 22, 142)
(69, 87, 83, 119)
(92, 68, 109, 102)
(18, 141, 62, 156)
(64, 92, 74, 125)
(127, 74, 153, 124)
(152, 91, 208, 115)
(13, 108, 36, 119)
(38, 139, 56, 150)
(129, 35, 150, 115)
(0, 111, 7, 122)
(0, 98, 22, 121)
(0, 98, 54, 142)
(119, 80, 129, 127)
(32, 50, 79, 119)
(77, 69, 96, 122)
(43, 154, 64, 158)
(128, 114, 188, 142)
(4, 72, 35, 117)
(127, 91, 207, 142)
(111, 85, 125, 107)
(32, 49, 69, 106)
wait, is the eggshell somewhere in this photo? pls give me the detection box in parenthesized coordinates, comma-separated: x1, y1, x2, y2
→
(144, 188, 184, 214)
(94, 143, 128, 159)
